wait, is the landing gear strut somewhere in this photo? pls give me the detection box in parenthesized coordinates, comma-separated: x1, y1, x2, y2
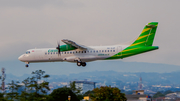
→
(77, 61, 86, 67)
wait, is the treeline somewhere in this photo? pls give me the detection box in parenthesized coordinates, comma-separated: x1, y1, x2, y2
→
(0, 70, 126, 101)
(0, 70, 51, 101)
(153, 90, 174, 98)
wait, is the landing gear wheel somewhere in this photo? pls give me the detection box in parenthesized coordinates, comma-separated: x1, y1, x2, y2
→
(82, 62, 86, 67)
(77, 62, 82, 66)
(25, 64, 29, 67)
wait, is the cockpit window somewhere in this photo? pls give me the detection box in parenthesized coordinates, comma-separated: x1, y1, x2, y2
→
(26, 51, 30, 54)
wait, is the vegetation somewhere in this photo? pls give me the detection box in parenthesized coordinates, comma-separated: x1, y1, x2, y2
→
(153, 90, 174, 98)
(6, 80, 21, 100)
(47, 86, 79, 101)
(0, 69, 128, 101)
(69, 81, 82, 95)
(89, 86, 126, 101)
(83, 90, 94, 96)
(69, 81, 83, 100)
(27, 70, 50, 100)
(0, 70, 50, 101)
(0, 69, 84, 101)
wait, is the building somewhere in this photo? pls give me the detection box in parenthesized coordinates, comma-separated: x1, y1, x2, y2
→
(83, 96, 91, 101)
(72, 81, 96, 94)
(126, 90, 152, 101)
(152, 92, 180, 101)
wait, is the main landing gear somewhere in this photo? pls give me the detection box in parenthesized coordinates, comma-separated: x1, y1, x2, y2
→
(77, 61, 86, 67)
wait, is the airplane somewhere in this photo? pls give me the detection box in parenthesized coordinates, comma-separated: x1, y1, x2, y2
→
(18, 22, 159, 67)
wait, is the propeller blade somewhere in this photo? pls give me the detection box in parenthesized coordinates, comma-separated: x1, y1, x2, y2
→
(56, 41, 61, 56)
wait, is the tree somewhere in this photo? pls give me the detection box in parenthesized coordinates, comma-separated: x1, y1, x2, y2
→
(28, 70, 50, 100)
(69, 81, 83, 100)
(0, 93, 6, 101)
(90, 86, 126, 101)
(6, 80, 22, 100)
(83, 90, 94, 96)
(19, 77, 31, 101)
(153, 91, 164, 98)
(70, 81, 82, 95)
(48, 86, 79, 101)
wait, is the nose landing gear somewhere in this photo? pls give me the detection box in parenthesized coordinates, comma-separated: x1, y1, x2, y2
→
(25, 62, 29, 68)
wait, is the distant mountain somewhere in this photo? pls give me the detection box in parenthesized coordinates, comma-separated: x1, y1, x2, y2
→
(4, 70, 180, 87)
(1, 60, 180, 77)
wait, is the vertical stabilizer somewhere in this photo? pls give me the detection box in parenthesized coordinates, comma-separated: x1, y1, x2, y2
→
(131, 22, 158, 46)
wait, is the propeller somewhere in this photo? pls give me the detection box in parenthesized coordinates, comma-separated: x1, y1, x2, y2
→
(56, 41, 61, 56)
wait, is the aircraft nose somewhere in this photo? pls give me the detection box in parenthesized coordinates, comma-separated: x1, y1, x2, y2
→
(18, 55, 24, 61)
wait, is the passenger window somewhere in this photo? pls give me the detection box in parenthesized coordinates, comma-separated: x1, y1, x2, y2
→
(45, 53, 47, 55)
(53, 52, 55, 54)
(51, 52, 52, 54)
(99, 50, 101, 52)
(113, 50, 115, 52)
(94, 51, 95, 53)
(110, 50, 112, 52)
(67, 52, 69, 54)
(102, 50, 104, 52)
(70, 52, 72, 54)
(82, 51, 83, 53)
(96, 50, 98, 53)
(76, 51, 78, 53)
(107, 50, 109, 52)
(64, 52, 66, 54)
(105, 50, 106, 52)
(84, 51, 86, 53)
(73, 51, 75, 54)
(48, 53, 50, 55)
(79, 51, 81, 53)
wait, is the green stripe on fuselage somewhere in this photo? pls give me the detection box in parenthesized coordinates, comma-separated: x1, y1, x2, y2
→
(106, 46, 159, 59)
(106, 22, 159, 60)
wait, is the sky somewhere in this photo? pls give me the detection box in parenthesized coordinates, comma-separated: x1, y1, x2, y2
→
(0, 0, 180, 76)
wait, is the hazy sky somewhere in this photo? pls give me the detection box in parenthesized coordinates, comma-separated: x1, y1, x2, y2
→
(0, 0, 180, 66)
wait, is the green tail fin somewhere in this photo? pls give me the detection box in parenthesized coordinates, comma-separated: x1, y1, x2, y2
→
(131, 22, 158, 46)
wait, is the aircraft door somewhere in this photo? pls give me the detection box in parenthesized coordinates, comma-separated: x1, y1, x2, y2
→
(117, 46, 122, 56)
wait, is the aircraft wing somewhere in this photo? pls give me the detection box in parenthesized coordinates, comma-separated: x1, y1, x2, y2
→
(61, 39, 89, 49)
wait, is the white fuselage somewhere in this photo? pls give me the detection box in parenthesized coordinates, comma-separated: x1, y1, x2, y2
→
(18, 45, 128, 63)
(18, 22, 159, 67)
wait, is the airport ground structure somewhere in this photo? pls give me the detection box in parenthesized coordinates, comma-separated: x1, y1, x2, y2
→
(71, 80, 96, 94)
